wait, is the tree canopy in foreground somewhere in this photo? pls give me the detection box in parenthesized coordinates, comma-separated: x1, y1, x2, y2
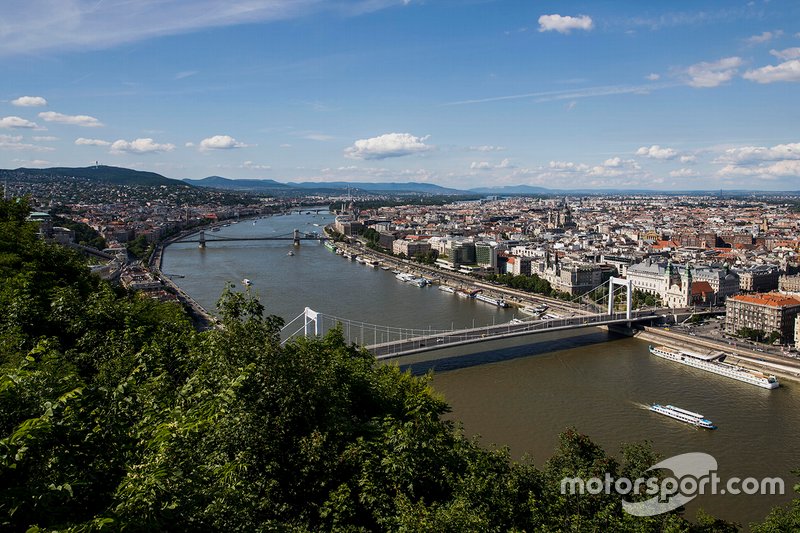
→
(0, 198, 797, 531)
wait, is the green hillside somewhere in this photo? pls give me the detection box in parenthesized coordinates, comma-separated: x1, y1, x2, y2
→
(11, 165, 181, 186)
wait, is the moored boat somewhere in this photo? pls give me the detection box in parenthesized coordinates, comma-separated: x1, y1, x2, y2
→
(649, 345, 779, 389)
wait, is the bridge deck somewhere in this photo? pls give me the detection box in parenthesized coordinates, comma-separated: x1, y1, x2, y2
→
(366, 312, 660, 359)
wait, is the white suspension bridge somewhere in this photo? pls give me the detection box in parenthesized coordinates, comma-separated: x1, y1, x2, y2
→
(280, 277, 667, 359)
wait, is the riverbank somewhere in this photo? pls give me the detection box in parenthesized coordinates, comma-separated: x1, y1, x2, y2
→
(635, 325, 800, 384)
(330, 237, 590, 317)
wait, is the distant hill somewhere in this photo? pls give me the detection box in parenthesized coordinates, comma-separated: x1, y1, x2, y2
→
(184, 176, 288, 191)
(8, 165, 180, 187)
(469, 185, 551, 195)
(184, 177, 467, 195)
(288, 181, 466, 194)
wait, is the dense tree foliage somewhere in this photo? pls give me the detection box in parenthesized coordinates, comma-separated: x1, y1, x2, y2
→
(0, 197, 796, 531)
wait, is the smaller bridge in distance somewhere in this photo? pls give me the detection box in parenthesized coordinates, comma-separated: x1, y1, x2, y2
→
(180, 229, 328, 248)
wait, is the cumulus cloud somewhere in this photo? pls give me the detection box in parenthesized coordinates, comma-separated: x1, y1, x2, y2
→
(744, 30, 782, 45)
(110, 138, 175, 154)
(549, 160, 589, 171)
(11, 96, 47, 107)
(770, 47, 800, 60)
(670, 168, 698, 178)
(344, 133, 432, 160)
(743, 59, 800, 83)
(199, 135, 248, 150)
(538, 14, 593, 34)
(715, 142, 800, 181)
(680, 154, 697, 164)
(718, 160, 800, 180)
(470, 158, 513, 170)
(75, 137, 111, 146)
(685, 56, 742, 88)
(715, 142, 800, 163)
(38, 111, 103, 127)
(0, 116, 39, 129)
(636, 145, 678, 160)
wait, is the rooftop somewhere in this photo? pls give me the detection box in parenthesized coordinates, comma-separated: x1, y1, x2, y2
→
(729, 293, 800, 308)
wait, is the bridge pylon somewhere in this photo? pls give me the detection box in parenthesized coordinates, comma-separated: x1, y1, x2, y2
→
(198, 230, 206, 249)
(293, 228, 301, 246)
(607, 276, 633, 319)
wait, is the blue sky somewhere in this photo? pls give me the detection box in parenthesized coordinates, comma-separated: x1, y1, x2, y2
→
(1, 0, 799, 190)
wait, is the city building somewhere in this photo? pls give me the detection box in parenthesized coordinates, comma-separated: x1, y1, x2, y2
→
(392, 239, 431, 258)
(738, 265, 780, 293)
(778, 274, 800, 295)
(725, 293, 800, 344)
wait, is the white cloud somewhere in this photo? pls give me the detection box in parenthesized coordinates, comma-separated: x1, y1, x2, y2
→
(715, 142, 800, 181)
(0, 116, 39, 129)
(670, 168, 698, 178)
(685, 56, 742, 88)
(344, 132, 432, 160)
(468, 145, 506, 152)
(538, 14, 593, 34)
(185, 142, 195, 147)
(718, 160, 800, 180)
(38, 111, 103, 127)
(470, 158, 513, 170)
(680, 155, 697, 164)
(241, 160, 271, 170)
(770, 47, 800, 60)
(199, 135, 248, 150)
(32, 135, 58, 141)
(0, 134, 54, 152)
(0, 1, 401, 56)
(75, 137, 111, 146)
(645, 73, 660, 81)
(11, 96, 47, 107)
(636, 145, 678, 160)
(549, 160, 589, 171)
(743, 59, 800, 84)
(715, 142, 800, 163)
(744, 30, 782, 45)
(110, 138, 175, 154)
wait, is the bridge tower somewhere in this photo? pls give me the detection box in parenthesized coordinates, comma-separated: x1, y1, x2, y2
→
(198, 230, 206, 249)
(293, 228, 301, 246)
(607, 276, 633, 319)
(303, 307, 319, 336)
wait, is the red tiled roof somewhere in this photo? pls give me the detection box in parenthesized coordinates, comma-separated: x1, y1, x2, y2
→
(691, 281, 713, 295)
(730, 293, 800, 308)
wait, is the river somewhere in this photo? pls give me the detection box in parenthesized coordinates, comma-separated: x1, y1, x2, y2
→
(162, 210, 799, 528)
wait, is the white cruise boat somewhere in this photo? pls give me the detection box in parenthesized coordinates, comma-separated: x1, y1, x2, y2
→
(438, 286, 456, 294)
(649, 404, 716, 429)
(474, 293, 509, 308)
(649, 345, 779, 389)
